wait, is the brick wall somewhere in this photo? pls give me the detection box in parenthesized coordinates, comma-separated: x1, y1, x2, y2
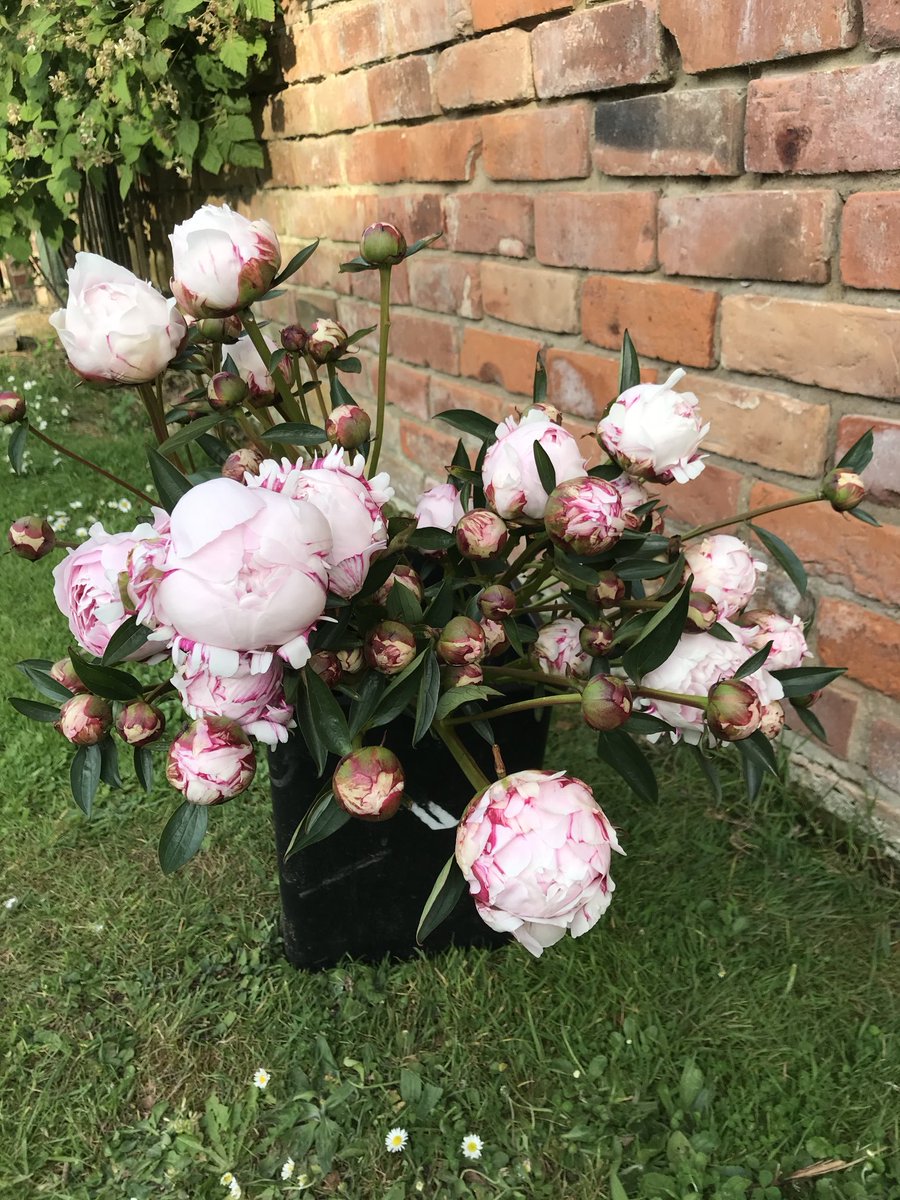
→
(239, 0, 900, 834)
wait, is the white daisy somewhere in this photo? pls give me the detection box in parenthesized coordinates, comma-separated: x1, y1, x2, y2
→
(3, 896, 18, 910)
(252, 1067, 270, 1089)
(280, 1157, 295, 1180)
(75, 527, 88, 539)
(461, 1133, 483, 1160)
(69, 500, 83, 509)
(219, 1172, 234, 1186)
(385, 1127, 408, 1153)
(117, 498, 133, 513)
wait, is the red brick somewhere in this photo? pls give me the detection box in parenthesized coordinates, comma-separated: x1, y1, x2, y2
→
(483, 104, 591, 180)
(435, 29, 534, 111)
(868, 716, 900, 789)
(546, 348, 657, 420)
(279, 73, 372, 136)
(366, 358, 430, 419)
(836, 414, 900, 507)
(443, 193, 534, 257)
(745, 61, 900, 174)
(817, 598, 900, 702)
(350, 259, 411, 305)
(841, 192, 900, 291)
(369, 193, 445, 243)
(281, 191, 371, 242)
(659, 0, 859, 72)
(266, 136, 346, 187)
(430, 376, 508, 426)
(650, 463, 744, 529)
(291, 240, 352, 295)
(346, 120, 480, 184)
(345, 127, 408, 185)
(863, 0, 900, 48)
(535, 192, 657, 272)
(390, 311, 461, 374)
(682, 375, 830, 477)
(749, 481, 900, 606)
(399, 419, 461, 478)
(472, 0, 572, 31)
(482, 261, 580, 334)
(721, 295, 900, 400)
(565, 415, 607, 470)
(659, 191, 837, 284)
(533, 1, 672, 99)
(385, 0, 472, 56)
(594, 89, 745, 177)
(582, 277, 719, 368)
(785, 681, 859, 760)
(460, 327, 543, 395)
(366, 57, 436, 125)
(336, 298, 380, 352)
(408, 257, 482, 318)
(281, 20, 329, 84)
(321, 1, 389, 73)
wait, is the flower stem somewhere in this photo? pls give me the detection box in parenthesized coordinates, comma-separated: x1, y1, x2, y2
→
(635, 686, 708, 710)
(303, 356, 330, 426)
(137, 382, 169, 447)
(515, 559, 555, 607)
(367, 265, 392, 477)
(482, 664, 582, 692)
(291, 358, 311, 424)
(29, 426, 156, 506)
(681, 493, 821, 541)
(497, 533, 548, 587)
(445, 692, 581, 726)
(239, 308, 304, 423)
(434, 720, 491, 792)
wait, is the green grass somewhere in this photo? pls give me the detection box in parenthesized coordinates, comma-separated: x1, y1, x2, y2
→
(2, 348, 899, 1200)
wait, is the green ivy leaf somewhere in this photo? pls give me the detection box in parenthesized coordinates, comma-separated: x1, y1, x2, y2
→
(158, 802, 208, 873)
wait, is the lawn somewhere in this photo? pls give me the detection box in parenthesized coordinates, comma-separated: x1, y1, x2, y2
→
(1, 346, 899, 1200)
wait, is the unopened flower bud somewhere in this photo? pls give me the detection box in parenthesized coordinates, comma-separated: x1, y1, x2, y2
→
(280, 324, 309, 354)
(359, 222, 407, 266)
(115, 700, 165, 747)
(587, 572, 626, 608)
(685, 591, 719, 633)
(759, 700, 785, 740)
(307, 318, 348, 364)
(441, 662, 484, 688)
(437, 616, 486, 666)
(0, 391, 26, 425)
(456, 509, 509, 560)
(309, 650, 342, 688)
(50, 657, 85, 693)
(791, 690, 822, 710)
(326, 403, 371, 450)
(208, 371, 250, 411)
(579, 620, 616, 657)
(196, 315, 242, 344)
(336, 647, 365, 675)
(166, 716, 256, 805)
(707, 679, 762, 742)
(581, 675, 633, 731)
(649, 509, 666, 534)
(221, 446, 265, 481)
(372, 563, 425, 607)
(544, 477, 625, 557)
(8, 515, 56, 561)
(479, 584, 516, 618)
(822, 467, 866, 512)
(481, 618, 509, 658)
(333, 745, 405, 821)
(56, 693, 112, 746)
(365, 620, 416, 675)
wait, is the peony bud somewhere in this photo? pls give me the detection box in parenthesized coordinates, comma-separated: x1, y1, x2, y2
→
(309, 650, 342, 688)
(481, 617, 509, 658)
(441, 662, 484, 688)
(372, 563, 425, 607)
(306, 318, 348, 364)
(166, 716, 256, 804)
(336, 647, 365, 675)
(196, 315, 242, 344)
(8, 515, 56, 561)
(326, 403, 371, 451)
(579, 620, 616, 657)
(544, 477, 625, 557)
(280, 324, 309, 354)
(365, 620, 417, 675)
(333, 745, 405, 821)
(822, 467, 865, 512)
(707, 679, 762, 742)
(759, 700, 785, 740)
(791, 690, 821, 710)
(649, 509, 666, 535)
(685, 591, 719, 633)
(587, 572, 625, 608)
(115, 699, 165, 747)
(56, 693, 112, 746)
(437, 616, 486, 666)
(208, 371, 250, 412)
(479, 583, 516, 618)
(581, 675, 633, 731)
(221, 446, 265, 481)
(359, 222, 407, 266)
(50, 657, 85, 693)
(0, 391, 26, 425)
(455, 509, 509, 560)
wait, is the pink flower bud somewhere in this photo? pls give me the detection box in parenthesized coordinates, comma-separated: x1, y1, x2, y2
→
(56, 693, 113, 745)
(8, 515, 56, 561)
(759, 700, 785, 739)
(196, 315, 242, 344)
(685, 591, 719, 633)
(336, 647, 365, 675)
(166, 716, 256, 805)
(822, 467, 865, 512)
(791, 689, 822, 710)
(610, 472, 652, 531)
(326, 403, 371, 451)
(208, 371, 250, 411)
(649, 509, 666, 534)
(115, 700, 166, 747)
(685, 535, 764, 621)
(437, 616, 486, 666)
(479, 583, 516, 618)
(359, 222, 408, 266)
(741, 609, 809, 670)
(481, 617, 509, 658)
(365, 620, 417, 675)
(280, 324, 308, 354)
(581, 675, 633, 731)
(221, 446, 265, 482)
(456, 509, 509, 560)
(371, 563, 425, 607)
(307, 318, 348, 364)
(0, 391, 26, 425)
(579, 620, 615, 657)
(333, 745, 405, 821)
(50, 657, 85, 693)
(597, 368, 708, 485)
(544, 477, 625, 557)
(587, 572, 625, 608)
(533, 618, 592, 679)
(441, 662, 484, 688)
(309, 650, 342, 688)
(707, 679, 762, 742)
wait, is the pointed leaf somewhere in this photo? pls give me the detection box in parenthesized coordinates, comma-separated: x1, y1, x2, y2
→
(836, 428, 874, 473)
(148, 447, 192, 512)
(8, 421, 28, 474)
(738, 729, 779, 778)
(533, 352, 547, 405)
(408, 527, 456, 552)
(10, 696, 61, 722)
(134, 745, 154, 793)
(623, 581, 692, 679)
(295, 673, 327, 774)
(71, 744, 102, 817)
(284, 790, 349, 858)
(15, 661, 72, 702)
(733, 641, 773, 681)
(792, 703, 827, 742)
(404, 231, 443, 258)
(434, 685, 502, 722)
(158, 802, 208, 873)
(262, 422, 328, 446)
(532, 439, 557, 495)
(434, 409, 497, 442)
(101, 615, 151, 665)
(688, 744, 722, 803)
(750, 523, 807, 596)
(348, 671, 386, 738)
(69, 650, 141, 701)
(303, 665, 352, 756)
(157, 412, 227, 457)
(339, 255, 376, 274)
(416, 854, 466, 944)
(772, 665, 847, 697)
(386, 580, 423, 623)
(707, 622, 737, 642)
(617, 330, 640, 395)
(412, 653, 441, 745)
(272, 239, 319, 286)
(595, 729, 658, 803)
(99, 737, 123, 789)
(335, 355, 362, 374)
(329, 372, 354, 407)
(370, 652, 428, 727)
(739, 742, 764, 803)
(849, 507, 880, 527)
(625, 711, 674, 736)
(345, 324, 378, 347)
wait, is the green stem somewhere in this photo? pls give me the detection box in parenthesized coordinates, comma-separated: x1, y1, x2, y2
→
(435, 720, 492, 792)
(446, 693, 581, 726)
(239, 309, 303, 421)
(29, 426, 156, 506)
(681, 493, 821, 541)
(497, 533, 548, 587)
(291, 357, 311, 424)
(368, 265, 392, 477)
(515, 559, 555, 607)
(482, 664, 583, 692)
(137, 382, 169, 448)
(303, 356, 330, 427)
(635, 686, 708, 710)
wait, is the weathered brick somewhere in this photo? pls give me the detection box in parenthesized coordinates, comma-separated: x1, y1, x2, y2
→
(659, 191, 837, 284)
(868, 715, 900, 790)
(650, 463, 744, 529)
(746, 61, 900, 174)
(659, 0, 859, 72)
(321, 1, 389, 73)
(443, 193, 534, 257)
(350, 259, 411, 305)
(721, 295, 900, 400)
(863, 0, 900, 48)
(594, 89, 745, 176)
(435, 29, 534, 111)
(535, 192, 658, 272)
(281, 191, 371, 242)
(681, 375, 830, 477)
(472, 0, 573, 31)
(749, 481, 900, 606)
(369, 193, 445, 242)
(385, 0, 472, 56)
(380, 408, 428, 502)
(408, 257, 482, 318)
(840, 191, 900, 290)
(564, 415, 607, 470)
(582, 277, 719, 368)
(345, 127, 408, 184)
(366, 56, 436, 125)
(483, 103, 591, 180)
(430, 376, 508, 425)
(291, 240, 352, 295)
(785, 681, 859, 760)
(836, 414, 900, 507)
(482, 261, 580, 334)
(391, 311, 461, 374)
(346, 120, 480, 184)
(366, 357, 430, 419)
(399, 419, 461, 478)
(817, 598, 900, 702)
(533, 1, 672, 99)
(281, 20, 329, 84)
(546, 348, 657, 420)
(336, 298, 380, 352)
(460, 327, 543, 395)
(275, 74, 371, 137)
(266, 137, 346, 188)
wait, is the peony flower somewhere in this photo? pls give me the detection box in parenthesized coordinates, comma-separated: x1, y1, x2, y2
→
(169, 204, 281, 318)
(152, 478, 332, 669)
(414, 482, 464, 533)
(171, 641, 294, 747)
(480, 617, 509, 658)
(455, 769, 622, 957)
(326, 403, 371, 450)
(115, 700, 165, 747)
(684, 534, 765, 620)
(227, 333, 291, 405)
(455, 509, 509, 560)
(741, 610, 810, 671)
(49, 253, 186, 385)
(56, 693, 113, 746)
(483, 409, 586, 520)
(479, 583, 516, 618)
(610, 472, 652, 531)
(332, 746, 405, 821)
(166, 716, 256, 804)
(597, 368, 709, 485)
(544, 476, 625, 556)
(533, 617, 592, 679)
(248, 448, 393, 598)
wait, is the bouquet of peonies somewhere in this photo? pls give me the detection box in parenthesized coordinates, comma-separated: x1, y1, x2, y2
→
(4, 205, 875, 957)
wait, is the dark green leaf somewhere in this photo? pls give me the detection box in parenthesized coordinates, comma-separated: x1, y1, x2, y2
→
(148, 447, 192, 512)
(345, 325, 378, 347)
(657, 552, 687, 597)
(261, 422, 328, 446)
(617, 330, 640, 395)
(71, 744, 102, 817)
(329, 372, 354, 407)
(623, 582, 692, 678)
(533, 352, 547, 405)
(849, 507, 880, 527)
(284, 790, 350, 858)
(157, 412, 226, 456)
(158, 802, 208, 874)
(738, 729, 779, 778)
(10, 696, 61, 722)
(69, 651, 141, 701)
(434, 409, 497, 442)
(413, 653, 441, 745)
(386, 580, 423, 624)
(404, 231, 443, 258)
(99, 737, 123, 789)
(532, 440, 557, 495)
(792, 703, 827, 742)
(339, 255, 375, 274)
(625, 711, 673, 736)
(424, 578, 455, 627)
(295, 674, 327, 774)
(408, 527, 456, 552)
(739, 743, 764, 803)
(8, 421, 27, 475)
(772, 666, 847, 697)
(750, 523, 807, 596)
(15, 661, 71, 702)
(101, 615, 151, 665)
(348, 672, 386, 738)
(335, 355, 361, 374)
(688, 744, 722, 803)
(134, 746, 154, 793)
(733, 641, 773, 681)
(836, 428, 874, 473)
(303, 666, 352, 756)
(416, 854, 466, 944)
(434, 685, 502, 722)
(616, 557, 676, 581)
(272, 239, 319, 286)
(707, 622, 737, 642)
(370, 653, 428, 727)
(595, 729, 658, 804)
(196, 432, 232, 466)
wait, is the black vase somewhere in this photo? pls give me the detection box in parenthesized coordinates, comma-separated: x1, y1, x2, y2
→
(269, 703, 551, 969)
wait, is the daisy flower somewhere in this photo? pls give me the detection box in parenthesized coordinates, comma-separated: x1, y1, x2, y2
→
(280, 1157, 295, 1180)
(117, 498, 133, 513)
(385, 1127, 408, 1153)
(252, 1067, 271, 1089)
(219, 1172, 235, 1186)
(461, 1133, 483, 1160)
